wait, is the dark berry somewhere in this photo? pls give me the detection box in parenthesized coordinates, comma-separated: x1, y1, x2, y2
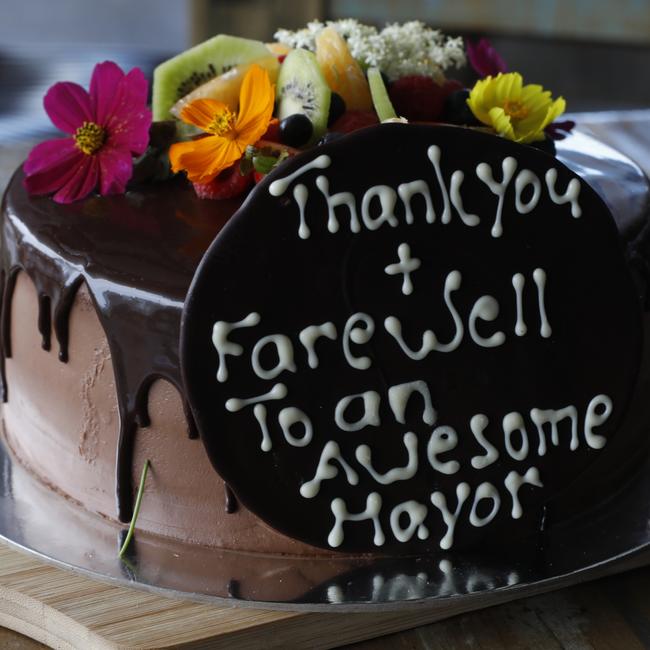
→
(279, 113, 313, 147)
(530, 137, 556, 156)
(327, 92, 346, 126)
(442, 89, 481, 126)
(330, 111, 379, 134)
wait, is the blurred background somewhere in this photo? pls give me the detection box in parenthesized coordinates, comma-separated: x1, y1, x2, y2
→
(1, 0, 649, 183)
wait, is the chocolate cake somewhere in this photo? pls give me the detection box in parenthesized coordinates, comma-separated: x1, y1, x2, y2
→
(2, 21, 650, 560)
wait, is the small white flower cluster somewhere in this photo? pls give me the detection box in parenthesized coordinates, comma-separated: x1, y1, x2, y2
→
(274, 19, 466, 82)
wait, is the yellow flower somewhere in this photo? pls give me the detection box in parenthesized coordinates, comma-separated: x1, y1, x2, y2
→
(467, 72, 565, 144)
(169, 64, 274, 183)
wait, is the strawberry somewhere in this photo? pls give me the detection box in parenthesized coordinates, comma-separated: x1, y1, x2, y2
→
(192, 164, 254, 200)
(388, 75, 454, 122)
(253, 171, 265, 184)
(329, 110, 379, 134)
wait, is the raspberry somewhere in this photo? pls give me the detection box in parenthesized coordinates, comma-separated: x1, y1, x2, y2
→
(329, 110, 379, 134)
(192, 164, 253, 200)
(261, 118, 281, 143)
(388, 76, 460, 122)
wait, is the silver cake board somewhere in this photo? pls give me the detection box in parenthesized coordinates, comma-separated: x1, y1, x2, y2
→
(0, 435, 650, 613)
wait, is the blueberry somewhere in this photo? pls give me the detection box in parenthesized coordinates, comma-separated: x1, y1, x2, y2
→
(279, 114, 313, 147)
(327, 92, 346, 127)
(442, 89, 481, 126)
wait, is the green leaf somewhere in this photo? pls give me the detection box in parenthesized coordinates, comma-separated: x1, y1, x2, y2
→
(118, 459, 150, 558)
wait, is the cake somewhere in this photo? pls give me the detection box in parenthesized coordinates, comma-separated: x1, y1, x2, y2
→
(2, 21, 649, 564)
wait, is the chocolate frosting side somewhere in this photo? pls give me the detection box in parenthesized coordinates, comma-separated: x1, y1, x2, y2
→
(1, 125, 649, 530)
(0, 174, 241, 521)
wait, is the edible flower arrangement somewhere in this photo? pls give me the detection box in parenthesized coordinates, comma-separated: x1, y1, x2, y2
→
(23, 19, 573, 204)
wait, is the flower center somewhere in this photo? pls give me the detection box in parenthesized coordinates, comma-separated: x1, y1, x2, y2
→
(74, 121, 106, 155)
(207, 107, 236, 137)
(503, 100, 529, 120)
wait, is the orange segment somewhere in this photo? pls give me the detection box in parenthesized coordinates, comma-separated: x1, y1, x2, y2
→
(170, 56, 280, 118)
(315, 27, 372, 111)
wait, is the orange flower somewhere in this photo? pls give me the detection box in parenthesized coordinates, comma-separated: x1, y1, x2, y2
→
(169, 64, 274, 184)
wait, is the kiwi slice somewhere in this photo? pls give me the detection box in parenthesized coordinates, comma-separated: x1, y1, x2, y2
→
(367, 67, 397, 122)
(277, 49, 331, 144)
(152, 35, 271, 121)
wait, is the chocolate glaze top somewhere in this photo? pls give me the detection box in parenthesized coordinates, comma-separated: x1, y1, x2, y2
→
(1, 127, 649, 524)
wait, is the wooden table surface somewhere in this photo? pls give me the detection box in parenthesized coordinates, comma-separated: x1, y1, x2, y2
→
(1, 112, 650, 649)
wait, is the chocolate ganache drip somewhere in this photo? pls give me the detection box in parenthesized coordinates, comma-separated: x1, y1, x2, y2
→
(0, 172, 241, 521)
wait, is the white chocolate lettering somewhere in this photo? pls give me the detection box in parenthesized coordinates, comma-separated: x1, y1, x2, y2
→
(361, 185, 399, 230)
(397, 179, 435, 224)
(278, 407, 313, 447)
(468, 295, 505, 348)
(251, 334, 296, 380)
(212, 312, 260, 382)
(388, 380, 436, 426)
(469, 482, 501, 527)
(335, 391, 381, 431)
(515, 169, 541, 214)
(504, 467, 543, 519)
(545, 168, 582, 218)
(503, 411, 529, 461)
(470, 414, 499, 469)
(316, 175, 360, 234)
(476, 156, 518, 238)
(342, 313, 375, 370)
(389, 500, 429, 542)
(384, 243, 421, 296)
(356, 432, 419, 484)
(328, 492, 384, 548)
(427, 426, 460, 475)
(299, 322, 337, 369)
(584, 394, 612, 449)
(300, 440, 359, 498)
(430, 483, 471, 550)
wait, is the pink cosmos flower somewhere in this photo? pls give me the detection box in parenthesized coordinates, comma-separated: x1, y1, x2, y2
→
(23, 61, 151, 204)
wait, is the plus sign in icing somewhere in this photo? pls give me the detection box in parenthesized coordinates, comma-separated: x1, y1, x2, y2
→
(384, 243, 422, 295)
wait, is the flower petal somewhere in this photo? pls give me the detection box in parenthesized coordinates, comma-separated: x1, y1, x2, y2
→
(488, 106, 515, 140)
(97, 146, 133, 195)
(89, 61, 125, 124)
(102, 66, 152, 155)
(169, 135, 242, 183)
(235, 65, 274, 142)
(23, 138, 87, 196)
(23, 137, 79, 175)
(181, 99, 229, 131)
(52, 155, 99, 203)
(44, 82, 93, 134)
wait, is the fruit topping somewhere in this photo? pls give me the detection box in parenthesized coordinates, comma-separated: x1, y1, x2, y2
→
(388, 75, 450, 122)
(152, 35, 271, 121)
(315, 27, 373, 111)
(276, 48, 331, 144)
(240, 140, 299, 180)
(327, 92, 346, 126)
(329, 110, 379, 134)
(442, 88, 481, 126)
(169, 56, 279, 119)
(279, 114, 314, 147)
(192, 164, 254, 199)
(367, 67, 398, 122)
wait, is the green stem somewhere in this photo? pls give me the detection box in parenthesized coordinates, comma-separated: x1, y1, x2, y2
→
(118, 459, 150, 558)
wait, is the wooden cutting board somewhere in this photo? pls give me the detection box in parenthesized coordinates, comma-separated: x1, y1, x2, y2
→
(0, 542, 648, 649)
